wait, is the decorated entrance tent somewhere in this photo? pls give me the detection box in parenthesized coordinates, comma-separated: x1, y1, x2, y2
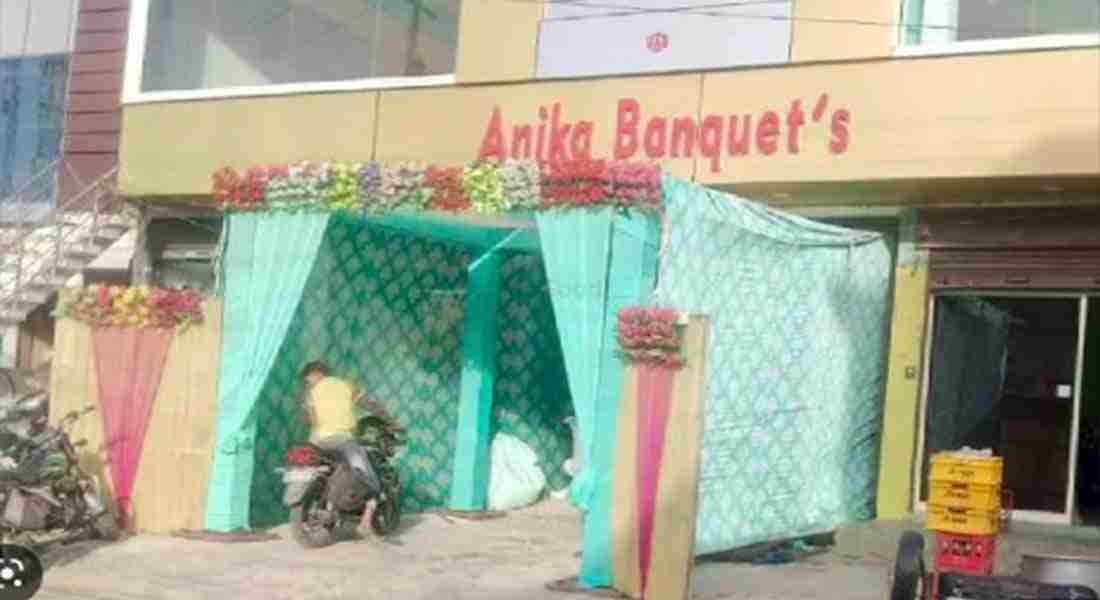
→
(195, 158, 891, 590)
(201, 159, 662, 586)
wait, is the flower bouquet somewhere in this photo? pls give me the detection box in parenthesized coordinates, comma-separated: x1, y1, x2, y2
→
(463, 160, 508, 213)
(540, 158, 609, 209)
(616, 306, 684, 368)
(425, 166, 470, 212)
(54, 285, 205, 330)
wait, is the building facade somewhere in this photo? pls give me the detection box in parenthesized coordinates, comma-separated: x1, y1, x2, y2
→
(0, 0, 131, 370)
(114, 0, 1100, 526)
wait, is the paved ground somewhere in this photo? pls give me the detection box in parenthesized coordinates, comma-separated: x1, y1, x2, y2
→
(32, 500, 890, 600)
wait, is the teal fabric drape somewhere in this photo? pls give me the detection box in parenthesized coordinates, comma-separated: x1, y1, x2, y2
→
(204, 212, 330, 531)
(537, 208, 660, 588)
(536, 209, 613, 513)
(654, 177, 892, 555)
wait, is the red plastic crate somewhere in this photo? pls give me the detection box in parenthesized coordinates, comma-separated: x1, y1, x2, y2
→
(934, 532, 997, 576)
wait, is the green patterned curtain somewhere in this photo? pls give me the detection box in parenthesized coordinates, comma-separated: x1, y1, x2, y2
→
(204, 212, 331, 532)
(248, 214, 572, 526)
(654, 177, 892, 556)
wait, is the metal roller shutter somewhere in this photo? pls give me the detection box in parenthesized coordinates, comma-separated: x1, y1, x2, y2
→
(919, 207, 1100, 290)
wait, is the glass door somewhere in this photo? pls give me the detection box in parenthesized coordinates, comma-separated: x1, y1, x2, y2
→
(915, 293, 1087, 523)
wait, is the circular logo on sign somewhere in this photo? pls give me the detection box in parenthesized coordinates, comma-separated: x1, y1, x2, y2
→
(0, 545, 43, 600)
(646, 32, 669, 53)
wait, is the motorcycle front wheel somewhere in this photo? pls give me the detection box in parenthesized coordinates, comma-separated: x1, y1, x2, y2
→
(371, 476, 401, 536)
(90, 511, 120, 541)
(289, 487, 338, 549)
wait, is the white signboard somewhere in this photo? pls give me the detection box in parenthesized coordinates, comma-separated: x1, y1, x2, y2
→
(536, 0, 793, 79)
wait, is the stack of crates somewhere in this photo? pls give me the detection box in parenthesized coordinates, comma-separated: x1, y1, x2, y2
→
(926, 452, 1005, 576)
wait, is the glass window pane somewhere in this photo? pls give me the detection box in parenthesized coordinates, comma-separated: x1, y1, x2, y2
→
(140, 0, 461, 93)
(909, 0, 1100, 44)
(1035, 0, 1100, 35)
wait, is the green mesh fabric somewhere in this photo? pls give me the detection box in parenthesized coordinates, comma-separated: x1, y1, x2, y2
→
(248, 214, 571, 527)
(491, 253, 573, 493)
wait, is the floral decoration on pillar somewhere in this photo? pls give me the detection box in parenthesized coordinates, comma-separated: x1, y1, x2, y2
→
(54, 286, 205, 528)
(616, 307, 685, 598)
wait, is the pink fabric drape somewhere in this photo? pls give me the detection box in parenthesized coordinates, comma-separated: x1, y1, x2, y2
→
(91, 327, 174, 528)
(635, 363, 676, 598)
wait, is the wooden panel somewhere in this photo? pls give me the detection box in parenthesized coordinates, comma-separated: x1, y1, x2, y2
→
(930, 249, 1100, 290)
(68, 92, 121, 113)
(77, 10, 129, 32)
(80, 0, 130, 12)
(71, 50, 125, 74)
(65, 133, 122, 153)
(62, 1, 126, 195)
(66, 112, 122, 134)
(74, 32, 127, 53)
(61, 153, 118, 190)
(920, 207, 1100, 249)
(48, 301, 223, 534)
(69, 73, 124, 94)
(646, 317, 707, 600)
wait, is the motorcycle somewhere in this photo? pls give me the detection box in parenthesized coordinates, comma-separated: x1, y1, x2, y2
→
(281, 414, 403, 548)
(0, 397, 119, 546)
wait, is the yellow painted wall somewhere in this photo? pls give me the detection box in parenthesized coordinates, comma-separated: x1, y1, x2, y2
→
(697, 49, 1100, 185)
(119, 94, 379, 198)
(789, 0, 897, 62)
(118, 48, 1100, 198)
(374, 74, 701, 179)
(876, 260, 930, 519)
(49, 302, 224, 534)
(454, 0, 542, 83)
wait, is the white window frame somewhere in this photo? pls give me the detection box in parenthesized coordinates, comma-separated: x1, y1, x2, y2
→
(121, 0, 457, 105)
(894, 0, 1100, 58)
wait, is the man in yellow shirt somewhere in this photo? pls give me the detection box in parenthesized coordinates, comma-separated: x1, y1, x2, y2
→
(301, 360, 381, 536)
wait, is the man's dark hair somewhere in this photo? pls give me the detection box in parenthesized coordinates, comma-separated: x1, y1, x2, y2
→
(300, 361, 330, 379)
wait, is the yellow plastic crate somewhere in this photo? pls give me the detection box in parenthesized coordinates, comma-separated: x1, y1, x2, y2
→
(926, 504, 1001, 536)
(929, 453, 1003, 487)
(928, 480, 1001, 511)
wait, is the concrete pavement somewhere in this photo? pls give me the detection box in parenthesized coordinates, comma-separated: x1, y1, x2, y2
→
(32, 500, 891, 600)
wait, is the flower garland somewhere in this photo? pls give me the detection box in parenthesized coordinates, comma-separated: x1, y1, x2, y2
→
(209, 159, 662, 214)
(616, 306, 684, 368)
(54, 286, 204, 330)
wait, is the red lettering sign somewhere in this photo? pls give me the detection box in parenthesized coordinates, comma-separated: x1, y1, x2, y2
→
(477, 94, 852, 172)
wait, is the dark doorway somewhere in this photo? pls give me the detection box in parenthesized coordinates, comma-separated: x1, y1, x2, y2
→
(922, 296, 1081, 516)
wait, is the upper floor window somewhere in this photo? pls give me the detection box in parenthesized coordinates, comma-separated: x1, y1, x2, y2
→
(901, 0, 1100, 51)
(0, 55, 68, 201)
(132, 0, 460, 99)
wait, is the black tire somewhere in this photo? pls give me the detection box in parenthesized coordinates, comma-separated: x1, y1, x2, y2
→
(289, 487, 337, 549)
(371, 492, 400, 536)
(891, 531, 926, 600)
(90, 511, 121, 541)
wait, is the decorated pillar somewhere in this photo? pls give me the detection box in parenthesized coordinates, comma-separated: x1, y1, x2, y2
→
(610, 311, 709, 600)
(53, 285, 206, 528)
(449, 251, 503, 511)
